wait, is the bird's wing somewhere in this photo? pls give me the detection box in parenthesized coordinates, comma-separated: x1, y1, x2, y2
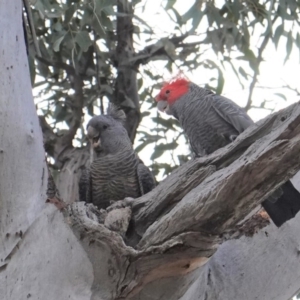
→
(79, 166, 92, 203)
(211, 94, 254, 133)
(137, 160, 156, 195)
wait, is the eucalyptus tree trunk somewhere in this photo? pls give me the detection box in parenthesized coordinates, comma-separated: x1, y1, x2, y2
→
(1, 2, 300, 300)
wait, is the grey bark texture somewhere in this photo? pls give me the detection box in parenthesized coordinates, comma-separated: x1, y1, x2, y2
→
(1, 2, 300, 300)
(0, 0, 47, 266)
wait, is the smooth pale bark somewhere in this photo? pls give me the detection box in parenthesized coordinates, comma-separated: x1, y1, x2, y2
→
(0, 0, 47, 265)
(129, 212, 300, 300)
(1, 2, 300, 300)
(0, 2, 93, 300)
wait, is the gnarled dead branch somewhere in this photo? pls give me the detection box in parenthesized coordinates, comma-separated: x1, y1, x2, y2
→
(64, 101, 300, 298)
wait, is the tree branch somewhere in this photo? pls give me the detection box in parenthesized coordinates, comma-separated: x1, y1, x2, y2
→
(113, 5, 189, 142)
(113, 0, 140, 142)
(245, 15, 278, 111)
(132, 33, 189, 66)
(134, 102, 300, 242)
(61, 101, 300, 298)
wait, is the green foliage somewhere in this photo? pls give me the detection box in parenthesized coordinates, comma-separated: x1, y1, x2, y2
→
(28, 0, 300, 178)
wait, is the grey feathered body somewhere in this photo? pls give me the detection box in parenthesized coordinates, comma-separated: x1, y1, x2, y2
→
(79, 106, 156, 209)
(170, 83, 253, 156)
(90, 149, 142, 209)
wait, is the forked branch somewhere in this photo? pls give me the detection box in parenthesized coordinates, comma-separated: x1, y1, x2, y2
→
(62, 101, 300, 298)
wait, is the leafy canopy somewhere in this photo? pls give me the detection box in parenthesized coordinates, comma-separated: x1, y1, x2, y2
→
(27, 0, 300, 177)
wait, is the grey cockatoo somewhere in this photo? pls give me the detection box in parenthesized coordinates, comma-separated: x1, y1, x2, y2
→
(79, 105, 155, 209)
(155, 77, 300, 227)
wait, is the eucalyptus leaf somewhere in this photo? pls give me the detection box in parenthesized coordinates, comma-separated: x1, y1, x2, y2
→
(284, 31, 293, 64)
(274, 93, 287, 101)
(64, 4, 77, 24)
(273, 23, 284, 49)
(53, 34, 65, 52)
(29, 0, 300, 179)
(238, 66, 248, 80)
(75, 31, 92, 52)
(150, 141, 178, 160)
(165, 0, 176, 10)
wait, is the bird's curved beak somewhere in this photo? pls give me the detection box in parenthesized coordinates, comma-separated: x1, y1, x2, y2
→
(87, 126, 101, 148)
(157, 100, 171, 114)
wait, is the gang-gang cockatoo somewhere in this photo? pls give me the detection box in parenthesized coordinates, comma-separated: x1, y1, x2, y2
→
(155, 77, 300, 227)
(79, 105, 156, 209)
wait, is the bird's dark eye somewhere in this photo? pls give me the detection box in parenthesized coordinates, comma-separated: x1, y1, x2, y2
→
(165, 89, 170, 95)
(103, 125, 108, 130)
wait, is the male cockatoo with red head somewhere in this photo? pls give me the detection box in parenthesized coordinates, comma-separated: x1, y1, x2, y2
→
(156, 78, 253, 156)
(155, 77, 300, 227)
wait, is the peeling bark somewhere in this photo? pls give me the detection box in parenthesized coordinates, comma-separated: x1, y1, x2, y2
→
(134, 102, 300, 241)
(61, 101, 300, 299)
(55, 146, 90, 204)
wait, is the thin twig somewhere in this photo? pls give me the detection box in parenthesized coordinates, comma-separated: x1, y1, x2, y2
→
(92, 31, 104, 115)
(245, 13, 278, 111)
(133, 33, 189, 67)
